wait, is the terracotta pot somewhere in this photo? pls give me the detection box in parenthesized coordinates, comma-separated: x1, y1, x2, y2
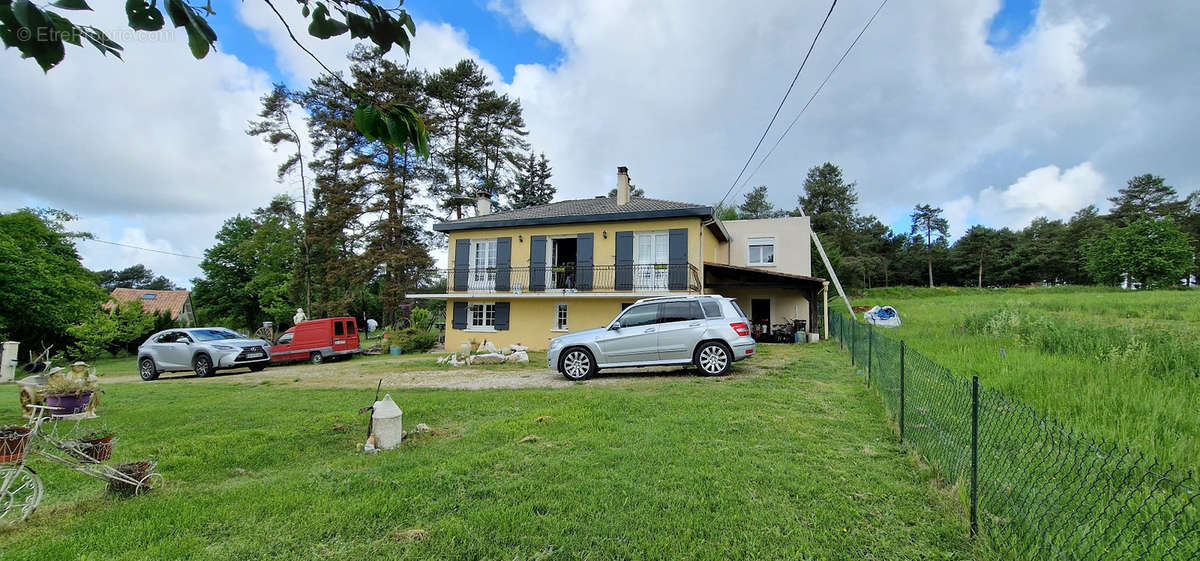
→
(0, 426, 32, 463)
(45, 391, 93, 414)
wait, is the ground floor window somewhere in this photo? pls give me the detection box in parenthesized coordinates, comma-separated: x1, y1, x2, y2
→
(553, 303, 569, 331)
(469, 303, 495, 329)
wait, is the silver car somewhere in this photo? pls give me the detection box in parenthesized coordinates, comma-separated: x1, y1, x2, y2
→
(137, 327, 271, 381)
(547, 295, 756, 381)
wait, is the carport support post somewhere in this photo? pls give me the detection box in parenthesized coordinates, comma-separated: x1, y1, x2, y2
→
(899, 340, 906, 444)
(970, 375, 980, 539)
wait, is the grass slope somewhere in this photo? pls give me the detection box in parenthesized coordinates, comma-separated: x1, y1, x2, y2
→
(854, 286, 1199, 470)
(1, 344, 973, 560)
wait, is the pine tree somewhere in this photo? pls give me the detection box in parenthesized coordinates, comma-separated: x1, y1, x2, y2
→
(910, 204, 949, 287)
(509, 152, 556, 209)
(247, 83, 312, 312)
(738, 185, 778, 219)
(426, 60, 489, 219)
(1107, 174, 1187, 223)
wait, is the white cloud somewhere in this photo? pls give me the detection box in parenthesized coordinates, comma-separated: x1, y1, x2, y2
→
(945, 161, 1106, 235)
(0, 7, 282, 288)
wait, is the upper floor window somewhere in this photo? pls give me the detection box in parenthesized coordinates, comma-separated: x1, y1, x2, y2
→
(748, 237, 775, 265)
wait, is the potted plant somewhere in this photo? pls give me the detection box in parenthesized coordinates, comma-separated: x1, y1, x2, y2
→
(75, 425, 115, 463)
(109, 460, 155, 493)
(0, 426, 32, 463)
(43, 365, 99, 414)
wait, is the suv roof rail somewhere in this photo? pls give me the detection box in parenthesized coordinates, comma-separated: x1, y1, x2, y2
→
(632, 294, 724, 305)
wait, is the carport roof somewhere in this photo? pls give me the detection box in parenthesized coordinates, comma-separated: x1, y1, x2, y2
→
(703, 262, 826, 288)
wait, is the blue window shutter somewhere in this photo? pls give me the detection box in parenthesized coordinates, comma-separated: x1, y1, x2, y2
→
(494, 302, 510, 330)
(495, 237, 512, 291)
(453, 239, 470, 291)
(615, 231, 634, 290)
(529, 236, 547, 291)
(668, 228, 688, 290)
(576, 233, 594, 291)
(452, 301, 467, 329)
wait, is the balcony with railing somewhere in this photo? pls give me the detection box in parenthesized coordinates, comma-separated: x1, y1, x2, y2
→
(407, 263, 702, 295)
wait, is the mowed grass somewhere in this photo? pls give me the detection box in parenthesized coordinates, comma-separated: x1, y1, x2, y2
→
(0, 344, 975, 560)
(853, 286, 1200, 471)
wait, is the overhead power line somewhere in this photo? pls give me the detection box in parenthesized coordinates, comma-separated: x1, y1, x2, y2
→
(728, 0, 890, 202)
(718, 0, 839, 207)
(83, 238, 202, 260)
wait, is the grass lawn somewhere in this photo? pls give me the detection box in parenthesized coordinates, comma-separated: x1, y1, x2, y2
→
(0, 343, 975, 560)
(852, 286, 1200, 471)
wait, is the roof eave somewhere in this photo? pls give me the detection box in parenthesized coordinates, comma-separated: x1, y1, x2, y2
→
(432, 207, 716, 233)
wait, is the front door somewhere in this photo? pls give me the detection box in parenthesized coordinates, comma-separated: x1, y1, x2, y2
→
(595, 303, 661, 364)
(271, 330, 295, 362)
(656, 300, 706, 361)
(634, 232, 668, 290)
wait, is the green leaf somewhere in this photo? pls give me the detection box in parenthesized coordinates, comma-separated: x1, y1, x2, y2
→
(353, 104, 380, 141)
(50, 0, 91, 10)
(44, 11, 80, 47)
(307, 3, 348, 39)
(11, 0, 39, 29)
(125, 0, 164, 32)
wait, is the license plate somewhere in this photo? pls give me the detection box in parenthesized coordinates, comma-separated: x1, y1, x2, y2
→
(244, 353, 264, 359)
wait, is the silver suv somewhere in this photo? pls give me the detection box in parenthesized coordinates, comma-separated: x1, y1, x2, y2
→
(547, 295, 756, 380)
(137, 328, 271, 381)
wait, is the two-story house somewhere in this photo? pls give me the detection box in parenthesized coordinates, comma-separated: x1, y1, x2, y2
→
(408, 167, 829, 351)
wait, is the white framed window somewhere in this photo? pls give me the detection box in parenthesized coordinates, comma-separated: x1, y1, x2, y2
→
(468, 302, 496, 330)
(634, 231, 669, 289)
(748, 237, 775, 266)
(469, 239, 498, 290)
(554, 303, 568, 331)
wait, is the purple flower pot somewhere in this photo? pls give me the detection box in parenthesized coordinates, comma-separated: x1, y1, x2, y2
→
(45, 391, 93, 414)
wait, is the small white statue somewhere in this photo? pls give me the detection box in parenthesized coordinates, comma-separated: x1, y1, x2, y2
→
(294, 307, 308, 325)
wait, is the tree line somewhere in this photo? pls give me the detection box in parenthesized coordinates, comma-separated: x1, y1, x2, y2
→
(191, 47, 556, 333)
(720, 164, 1199, 290)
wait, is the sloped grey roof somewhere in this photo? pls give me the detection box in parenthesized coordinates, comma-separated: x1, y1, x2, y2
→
(432, 196, 715, 232)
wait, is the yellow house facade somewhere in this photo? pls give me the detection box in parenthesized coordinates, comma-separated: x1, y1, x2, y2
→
(408, 167, 828, 351)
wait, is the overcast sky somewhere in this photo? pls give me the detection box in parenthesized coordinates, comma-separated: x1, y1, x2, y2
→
(2, 0, 1197, 287)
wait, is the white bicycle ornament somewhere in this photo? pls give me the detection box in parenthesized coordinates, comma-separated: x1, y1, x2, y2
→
(1, 405, 162, 525)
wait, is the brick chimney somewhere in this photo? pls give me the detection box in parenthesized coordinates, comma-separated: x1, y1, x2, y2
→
(475, 191, 492, 216)
(616, 166, 631, 206)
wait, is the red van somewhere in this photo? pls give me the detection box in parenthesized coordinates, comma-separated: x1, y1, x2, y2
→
(269, 317, 360, 365)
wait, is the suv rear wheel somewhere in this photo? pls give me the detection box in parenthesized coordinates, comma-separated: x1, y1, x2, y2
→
(559, 347, 597, 381)
(694, 341, 732, 377)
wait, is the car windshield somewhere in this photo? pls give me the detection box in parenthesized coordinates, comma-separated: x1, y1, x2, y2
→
(189, 329, 242, 342)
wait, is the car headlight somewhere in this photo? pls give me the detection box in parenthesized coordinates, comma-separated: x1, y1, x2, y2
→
(213, 345, 236, 351)
(549, 339, 564, 349)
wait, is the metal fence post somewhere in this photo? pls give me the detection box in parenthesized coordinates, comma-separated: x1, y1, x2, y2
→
(970, 375, 980, 539)
(850, 322, 856, 366)
(867, 326, 873, 387)
(899, 340, 906, 444)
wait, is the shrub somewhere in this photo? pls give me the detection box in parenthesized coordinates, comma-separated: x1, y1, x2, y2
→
(391, 328, 438, 353)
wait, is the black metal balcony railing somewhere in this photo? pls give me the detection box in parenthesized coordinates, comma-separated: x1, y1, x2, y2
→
(408, 264, 701, 294)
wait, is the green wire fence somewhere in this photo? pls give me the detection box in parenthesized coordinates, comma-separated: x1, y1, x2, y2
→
(830, 312, 1198, 560)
